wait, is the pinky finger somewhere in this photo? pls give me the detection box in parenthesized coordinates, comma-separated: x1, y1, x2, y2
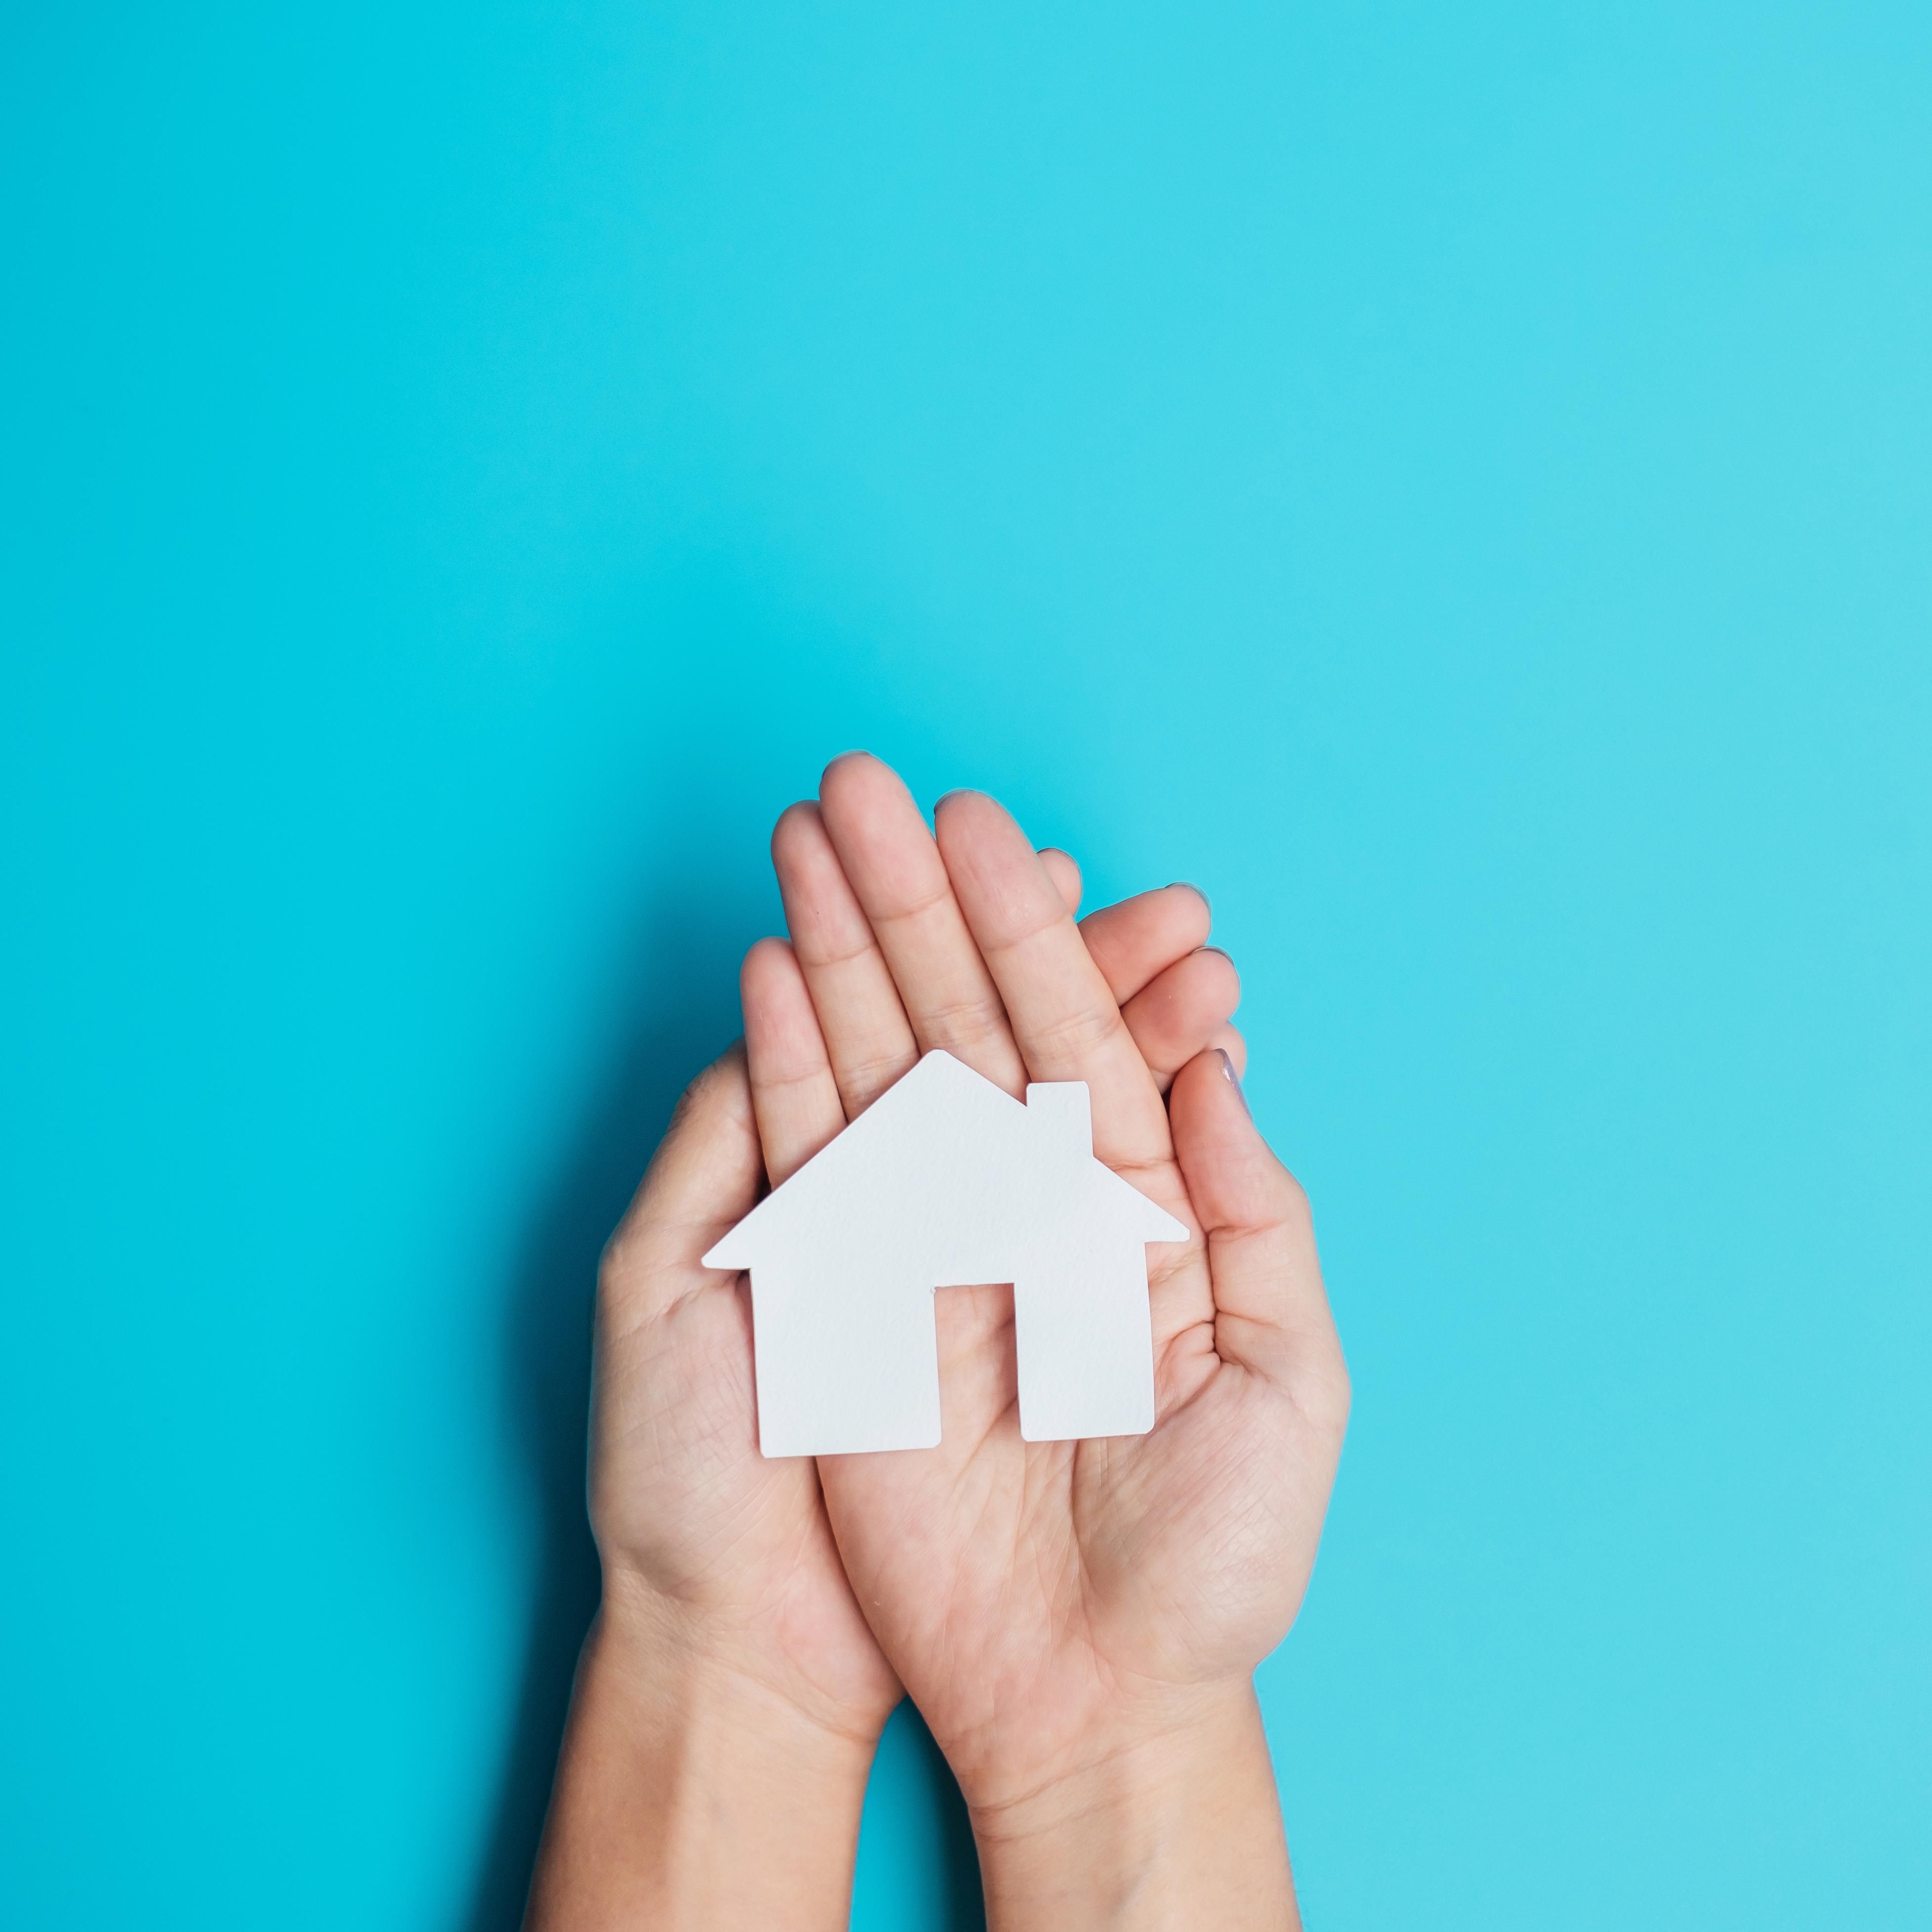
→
(740, 937, 849, 1187)
(1119, 947, 1240, 1091)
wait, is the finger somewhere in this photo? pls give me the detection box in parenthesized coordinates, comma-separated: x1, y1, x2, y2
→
(933, 788, 1173, 1166)
(771, 799, 919, 1115)
(1207, 1022, 1246, 1077)
(1039, 847, 1082, 915)
(1167, 1049, 1348, 1426)
(740, 938, 848, 1185)
(600, 1043, 764, 1327)
(816, 753, 1027, 1095)
(1078, 884, 1212, 1006)
(1120, 946, 1241, 1091)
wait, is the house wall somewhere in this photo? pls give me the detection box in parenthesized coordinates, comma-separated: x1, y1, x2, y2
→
(750, 1261, 944, 1458)
(1012, 1238, 1156, 1443)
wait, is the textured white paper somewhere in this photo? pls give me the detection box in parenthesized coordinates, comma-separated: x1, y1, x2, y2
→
(703, 1050, 1189, 1456)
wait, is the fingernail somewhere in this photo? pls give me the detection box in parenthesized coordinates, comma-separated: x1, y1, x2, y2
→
(1216, 1047, 1251, 1116)
(1170, 880, 1212, 918)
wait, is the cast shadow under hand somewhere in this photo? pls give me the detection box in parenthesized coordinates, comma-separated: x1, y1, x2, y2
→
(458, 898, 739, 1932)
(457, 894, 983, 1931)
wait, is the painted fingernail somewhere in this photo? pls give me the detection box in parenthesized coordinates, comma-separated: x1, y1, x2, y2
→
(1170, 880, 1212, 918)
(1216, 1047, 1251, 1116)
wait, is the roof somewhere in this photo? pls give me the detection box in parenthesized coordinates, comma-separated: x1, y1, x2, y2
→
(703, 1050, 1187, 1276)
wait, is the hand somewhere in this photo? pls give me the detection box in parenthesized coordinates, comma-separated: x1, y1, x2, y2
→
(740, 754, 1350, 1931)
(527, 815, 1234, 1930)
(526, 1042, 893, 1930)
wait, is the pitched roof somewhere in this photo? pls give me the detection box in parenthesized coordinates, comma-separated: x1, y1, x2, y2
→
(703, 1050, 1186, 1274)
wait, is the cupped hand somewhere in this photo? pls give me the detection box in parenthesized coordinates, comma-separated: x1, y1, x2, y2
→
(531, 792, 1268, 1932)
(586, 826, 1241, 1748)
(588, 1042, 900, 1740)
(738, 755, 1350, 1907)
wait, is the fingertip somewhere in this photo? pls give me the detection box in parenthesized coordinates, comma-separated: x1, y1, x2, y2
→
(931, 786, 1038, 888)
(820, 749, 915, 821)
(1038, 846, 1083, 915)
(740, 932, 800, 997)
(821, 747, 880, 781)
(684, 1035, 753, 1113)
(1198, 945, 1241, 1011)
(770, 798, 825, 864)
(1214, 1045, 1250, 1115)
(1169, 1041, 1258, 1150)
(1208, 1022, 1246, 1077)
(740, 936, 823, 1071)
(931, 786, 1000, 839)
(1078, 885, 1214, 1005)
(738, 938, 848, 1183)
(1171, 1046, 1314, 1242)
(1117, 945, 1241, 1089)
(817, 755, 950, 918)
(606, 1039, 765, 1294)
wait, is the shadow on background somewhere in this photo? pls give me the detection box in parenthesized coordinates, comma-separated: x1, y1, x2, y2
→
(458, 887, 746, 1932)
(456, 874, 986, 1931)
(867, 1706, 987, 1932)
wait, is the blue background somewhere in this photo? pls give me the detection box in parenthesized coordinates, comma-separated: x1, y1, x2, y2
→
(3, 3, 1928, 1927)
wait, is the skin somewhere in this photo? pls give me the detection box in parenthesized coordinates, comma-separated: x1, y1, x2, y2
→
(526, 755, 1348, 1930)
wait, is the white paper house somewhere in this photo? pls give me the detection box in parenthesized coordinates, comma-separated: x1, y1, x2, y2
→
(703, 1050, 1189, 1457)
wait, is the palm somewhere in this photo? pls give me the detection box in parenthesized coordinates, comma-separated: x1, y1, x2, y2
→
(739, 755, 1348, 1805)
(591, 1047, 900, 1733)
(818, 1103, 1329, 1799)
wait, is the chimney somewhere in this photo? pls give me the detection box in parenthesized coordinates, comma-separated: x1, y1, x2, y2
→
(1026, 1081, 1093, 1167)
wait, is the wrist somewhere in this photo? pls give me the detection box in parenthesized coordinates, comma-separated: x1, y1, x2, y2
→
(595, 1587, 884, 1767)
(597, 1559, 896, 1750)
(965, 1682, 1298, 1932)
(525, 1600, 878, 1931)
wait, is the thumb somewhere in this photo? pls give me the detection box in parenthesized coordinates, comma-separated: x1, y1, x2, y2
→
(600, 1041, 764, 1329)
(1168, 1048, 1350, 1428)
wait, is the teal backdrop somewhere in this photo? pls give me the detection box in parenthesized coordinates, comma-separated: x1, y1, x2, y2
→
(3, 4, 1928, 1927)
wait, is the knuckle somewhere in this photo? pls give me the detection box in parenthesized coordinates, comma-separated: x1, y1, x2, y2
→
(841, 1043, 920, 1112)
(925, 998, 1005, 1051)
(1034, 1001, 1126, 1067)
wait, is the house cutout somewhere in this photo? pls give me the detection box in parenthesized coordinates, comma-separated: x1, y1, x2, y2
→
(703, 1050, 1189, 1457)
